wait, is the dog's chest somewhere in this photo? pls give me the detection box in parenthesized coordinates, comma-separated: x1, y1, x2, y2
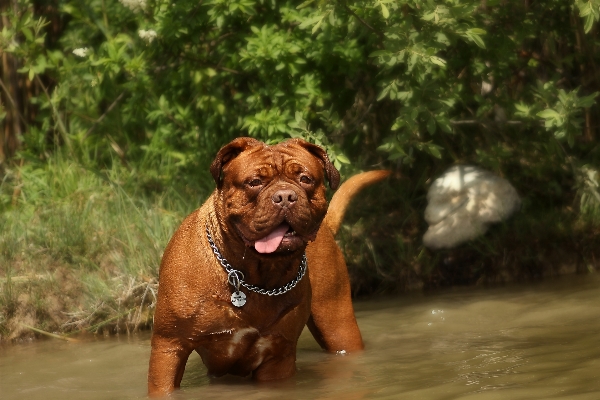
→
(198, 326, 291, 377)
(188, 270, 311, 377)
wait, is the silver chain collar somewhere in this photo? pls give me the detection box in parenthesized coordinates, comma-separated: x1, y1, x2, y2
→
(206, 225, 307, 307)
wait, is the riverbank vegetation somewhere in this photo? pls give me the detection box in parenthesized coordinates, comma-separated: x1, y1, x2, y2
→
(1, 0, 600, 341)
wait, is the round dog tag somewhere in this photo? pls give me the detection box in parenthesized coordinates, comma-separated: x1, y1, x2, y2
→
(231, 291, 246, 307)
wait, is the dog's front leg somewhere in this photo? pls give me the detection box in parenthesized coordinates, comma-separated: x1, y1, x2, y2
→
(148, 334, 192, 397)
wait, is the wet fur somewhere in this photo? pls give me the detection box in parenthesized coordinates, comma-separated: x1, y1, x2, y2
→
(148, 137, 389, 396)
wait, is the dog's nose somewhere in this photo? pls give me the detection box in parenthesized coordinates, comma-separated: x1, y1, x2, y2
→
(272, 189, 298, 208)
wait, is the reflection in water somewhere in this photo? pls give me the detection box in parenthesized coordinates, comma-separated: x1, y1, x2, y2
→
(2, 274, 600, 399)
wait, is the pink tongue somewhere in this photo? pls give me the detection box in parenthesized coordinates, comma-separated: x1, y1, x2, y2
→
(254, 224, 289, 254)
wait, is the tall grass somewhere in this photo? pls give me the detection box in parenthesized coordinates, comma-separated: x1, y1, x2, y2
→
(0, 155, 202, 340)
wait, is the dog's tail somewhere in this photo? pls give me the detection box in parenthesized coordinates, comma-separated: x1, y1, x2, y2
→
(324, 170, 391, 236)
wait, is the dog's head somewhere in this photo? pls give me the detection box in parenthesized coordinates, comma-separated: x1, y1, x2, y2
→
(210, 137, 339, 255)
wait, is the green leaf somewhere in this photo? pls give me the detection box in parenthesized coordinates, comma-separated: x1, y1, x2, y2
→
(584, 14, 594, 33)
(435, 32, 450, 45)
(312, 16, 325, 34)
(21, 27, 33, 41)
(296, 0, 316, 9)
(470, 34, 486, 48)
(335, 153, 351, 164)
(514, 102, 530, 114)
(397, 91, 412, 101)
(430, 56, 446, 67)
(422, 12, 435, 21)
(426, 118, 436, 134)
(377, 85, 392, 101)
(537, 109, 560, 119)
(465, 29, 486, 49)
(377, 142, 394, 152)
(369, 50, 390, 58)
(380, 2, 390, 19)
(427, 144, 443, 159)
(299, 15, 323, 30)
(577, 92, 599, 108)
(468, 28, 487, 35)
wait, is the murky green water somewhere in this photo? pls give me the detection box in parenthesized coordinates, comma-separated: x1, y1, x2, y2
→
(2, 274, 600, 399)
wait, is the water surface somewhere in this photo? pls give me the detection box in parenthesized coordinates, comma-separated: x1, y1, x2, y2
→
(2, 274, 599, 399)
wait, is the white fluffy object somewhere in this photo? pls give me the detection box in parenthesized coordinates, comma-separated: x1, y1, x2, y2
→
(423, 165, 521, 250)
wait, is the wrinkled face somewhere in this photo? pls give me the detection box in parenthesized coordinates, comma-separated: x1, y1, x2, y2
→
(214, 139, 336, 255)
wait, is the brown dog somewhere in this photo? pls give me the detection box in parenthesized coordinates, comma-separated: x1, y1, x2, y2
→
(148, 137, 389, 396)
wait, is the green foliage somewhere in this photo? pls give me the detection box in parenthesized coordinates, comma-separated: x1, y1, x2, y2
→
(535, 87, 598, 147)
(288, 111, 351, 170)
(575, 0, 600, 32)
(2, 0, 597, 182)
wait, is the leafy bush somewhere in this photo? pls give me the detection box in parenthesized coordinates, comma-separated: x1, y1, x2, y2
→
(1, 0, 598, 186)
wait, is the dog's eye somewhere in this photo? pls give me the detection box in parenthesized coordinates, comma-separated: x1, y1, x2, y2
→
(248, 178, 262, 188)
(299, 175, 312, 185)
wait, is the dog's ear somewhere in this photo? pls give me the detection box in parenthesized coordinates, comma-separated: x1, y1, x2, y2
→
(293, 140, 341, 190)
(210, 137, 263, 187)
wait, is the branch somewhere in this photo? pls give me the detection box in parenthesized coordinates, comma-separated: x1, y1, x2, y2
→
(0, 76, 29, 128)
(153, 59, 241, 75)
(84, 91, 126, 139)
(338, 1, 385, 39)
(35, 75, 72, 151)
(450, 119, 523, 125)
